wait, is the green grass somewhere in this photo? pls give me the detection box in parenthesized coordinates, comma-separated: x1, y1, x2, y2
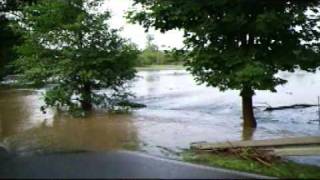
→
(182, 151, 320, 179)
(135, 64, 185, 71)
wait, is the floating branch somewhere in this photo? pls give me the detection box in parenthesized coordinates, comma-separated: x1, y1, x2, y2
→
(264, 104, 317, 111)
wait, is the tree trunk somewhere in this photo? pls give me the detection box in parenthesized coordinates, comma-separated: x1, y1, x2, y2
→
(241, 87, 257, 128)
(242, 126, 256, 141)
(81, 83, 92, 111)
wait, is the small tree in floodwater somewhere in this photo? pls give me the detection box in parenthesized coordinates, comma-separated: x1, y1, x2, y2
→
(14, 0, 138, 116)
(129, 0, 320, 128)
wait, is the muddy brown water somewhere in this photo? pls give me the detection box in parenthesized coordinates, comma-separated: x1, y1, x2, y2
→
(0, 70, 320, 165)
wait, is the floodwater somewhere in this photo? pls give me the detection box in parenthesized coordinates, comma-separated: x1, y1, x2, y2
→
(0, 70, 320, 164)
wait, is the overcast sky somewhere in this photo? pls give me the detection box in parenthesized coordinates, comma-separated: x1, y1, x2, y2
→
(102, 0, 184, 50)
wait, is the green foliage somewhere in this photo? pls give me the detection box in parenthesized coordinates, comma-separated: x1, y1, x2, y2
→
(0, 16, 18, 78)
(0, 0, 38, 79)
(14, 0, 138, 115)
(129, 0, 320, 93)
(136, 49, 184, 66)
(163, 50, 185, 65)
(129, 0, 320, 126)
(0, 1, 21, 78)
(183, 151, 320, 179)
(136, 35, 184, 66)
(137, 49, 164, 66)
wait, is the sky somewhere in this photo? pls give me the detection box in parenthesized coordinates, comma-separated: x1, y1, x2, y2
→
(102, 0, 184, 50)
(100, 1, 319, 50)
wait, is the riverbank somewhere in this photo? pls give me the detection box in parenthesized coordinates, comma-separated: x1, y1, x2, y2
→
(182, 151, 320, 179)
(135, 65, 184, 71)
(0, 65, 185, 88)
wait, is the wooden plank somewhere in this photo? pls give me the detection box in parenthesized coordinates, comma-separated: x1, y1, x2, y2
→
(191, 136, 320, 150)
(273, 146, 320, 156)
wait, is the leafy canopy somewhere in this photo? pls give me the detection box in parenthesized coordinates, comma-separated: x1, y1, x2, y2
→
(0, 0, 37, 78)
(129, 0, 320, 95)
(15, 0, 138, 115)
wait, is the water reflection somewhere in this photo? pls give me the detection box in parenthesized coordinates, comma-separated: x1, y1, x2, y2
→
(7, 112, 139, 154)
(0, 89, 138, 154)
(242, 127, 256, 141)
(0, 90, 48, 140)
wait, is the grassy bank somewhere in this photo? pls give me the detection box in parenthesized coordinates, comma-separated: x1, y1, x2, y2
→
(182, 151, 320, 179)
(135, 65, 184, 71)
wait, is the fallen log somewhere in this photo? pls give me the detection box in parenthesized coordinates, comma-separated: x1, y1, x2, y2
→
(264, 104, 317, 111)
(191, 136, 320, 150)
(116, 100, 147, 109)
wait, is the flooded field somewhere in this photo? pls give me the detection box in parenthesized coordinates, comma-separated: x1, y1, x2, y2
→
(0, 70, 320, 164)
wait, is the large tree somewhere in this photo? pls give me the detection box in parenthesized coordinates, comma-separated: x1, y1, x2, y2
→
(0, 0, 36, 78)
(15, 0, 138, 116)
(129, 0, 320, 128)
(0, 14, 17, 78)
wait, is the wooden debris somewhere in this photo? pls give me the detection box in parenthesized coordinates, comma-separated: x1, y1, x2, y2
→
(191, 137, 320, 166)
(255, 157, 272, 167)
(208, 147, 278, 166)
(264, 104, 317, 111)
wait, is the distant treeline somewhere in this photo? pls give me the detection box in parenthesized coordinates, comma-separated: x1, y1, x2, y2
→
(135, 34, 184, 66)
(136, 49, 184, 66)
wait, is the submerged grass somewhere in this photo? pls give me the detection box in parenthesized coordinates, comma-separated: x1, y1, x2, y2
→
(182, 151, 320, 179)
